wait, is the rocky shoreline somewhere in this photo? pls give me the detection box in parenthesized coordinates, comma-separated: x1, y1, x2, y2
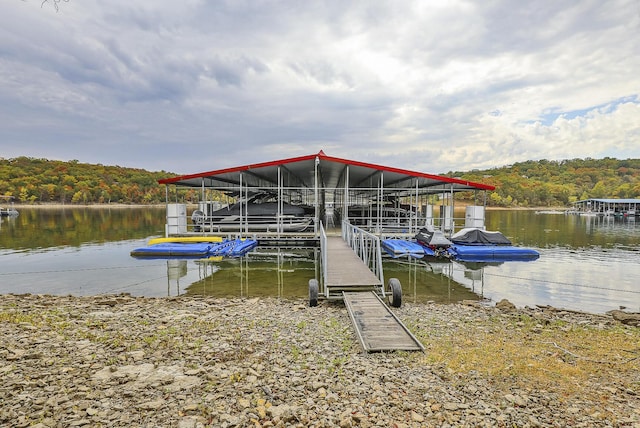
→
(1, 294, 638, 427)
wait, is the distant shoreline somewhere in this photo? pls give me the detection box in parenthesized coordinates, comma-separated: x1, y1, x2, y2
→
(10, 203, 173, 209)
(10, 202, 568, 211)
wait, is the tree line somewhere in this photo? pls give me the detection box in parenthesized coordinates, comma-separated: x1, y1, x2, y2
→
(0, 157, 188, 204)
(447, 157, 640, 207)
(2, 156, 639, 207)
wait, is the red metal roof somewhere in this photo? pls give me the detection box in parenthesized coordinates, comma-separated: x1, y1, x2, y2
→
(158, 150, 495, 194)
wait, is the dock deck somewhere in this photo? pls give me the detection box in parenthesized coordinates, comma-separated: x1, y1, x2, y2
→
(325, 236, 381, 293)
(343, 291, 424, 352)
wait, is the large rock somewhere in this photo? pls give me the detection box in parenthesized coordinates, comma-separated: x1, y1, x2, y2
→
(496, 299, 517, 312)
(608, 310, 640, 326)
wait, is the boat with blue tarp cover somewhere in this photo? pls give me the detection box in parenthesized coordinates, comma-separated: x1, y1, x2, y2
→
(387, 227, 539, 262)
(446, 227, 539, 261)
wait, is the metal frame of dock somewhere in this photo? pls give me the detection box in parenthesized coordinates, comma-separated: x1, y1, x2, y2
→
(156, 151, 495, 352)
(158, 151, 494, 240)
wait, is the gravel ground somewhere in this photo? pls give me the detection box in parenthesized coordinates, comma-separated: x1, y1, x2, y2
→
(1, 294, 638, 427)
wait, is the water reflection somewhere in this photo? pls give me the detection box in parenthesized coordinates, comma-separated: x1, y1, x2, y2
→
(0, 207, 166, 251)
(185, 248, 320, 298)
(584, 213, 638, 241)
(166, 259, 189, 295)
(1, 208, 639, 313)
(380, 258, 481, 304)
(487, 209, 640, 249)
(174, 248, 486, 304)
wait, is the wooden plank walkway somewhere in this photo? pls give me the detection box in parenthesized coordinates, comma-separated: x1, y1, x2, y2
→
(325, 236, 381, 291)
(343, 291, 424, 352)
(322, 235, 423, 352)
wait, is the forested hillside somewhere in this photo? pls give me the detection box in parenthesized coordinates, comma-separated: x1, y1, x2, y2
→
(2, 156, 639, 207)
(447, 157, 640, 207)
(0, 157, 187, 204)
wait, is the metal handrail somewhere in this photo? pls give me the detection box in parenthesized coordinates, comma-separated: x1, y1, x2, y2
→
(319, 222, 328, 297)
(341, 220, 384, 287)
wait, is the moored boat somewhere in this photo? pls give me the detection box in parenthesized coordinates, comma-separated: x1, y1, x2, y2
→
(191, 191, 314, 232)
(414, 225, 453, 257)
(0, 196, 19, 217)
(446, 227, 539, 261)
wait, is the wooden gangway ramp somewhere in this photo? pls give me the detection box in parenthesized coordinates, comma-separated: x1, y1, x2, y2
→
(322, 236, 423, 352)
(343, 291, 424, 352)
(325, 236, 381, 292)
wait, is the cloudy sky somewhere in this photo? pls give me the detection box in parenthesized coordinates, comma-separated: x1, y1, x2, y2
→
(1, 0, 639, 175)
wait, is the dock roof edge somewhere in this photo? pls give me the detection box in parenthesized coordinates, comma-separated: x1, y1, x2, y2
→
(158, 150, 495, 192)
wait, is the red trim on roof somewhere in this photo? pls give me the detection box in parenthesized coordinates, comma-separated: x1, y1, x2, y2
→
(158, 150, 495, 191)
(315, 152, 495, 190)
(158, 153, 319, 185)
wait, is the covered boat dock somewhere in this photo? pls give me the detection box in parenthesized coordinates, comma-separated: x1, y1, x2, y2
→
(572, 198, 640, 217)
(157, 150, 495, 239)
(156, 151, 495, 352)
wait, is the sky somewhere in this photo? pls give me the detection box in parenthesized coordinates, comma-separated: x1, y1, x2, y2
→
(1, 0, 639, 176)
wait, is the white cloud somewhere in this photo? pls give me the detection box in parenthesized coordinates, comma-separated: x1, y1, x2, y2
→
(0, 0, 638, 175)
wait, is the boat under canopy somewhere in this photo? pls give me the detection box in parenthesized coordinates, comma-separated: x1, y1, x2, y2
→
(191, 191, 314, 232)
(158, 150, 496, 237)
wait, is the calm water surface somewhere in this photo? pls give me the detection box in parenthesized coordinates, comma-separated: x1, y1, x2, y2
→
(0, 207, 638, 314)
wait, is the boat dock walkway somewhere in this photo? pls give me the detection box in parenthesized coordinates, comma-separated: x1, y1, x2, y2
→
(323, 235, 424, 352)
(343, 291, 424, 352)
(325, 236, 381, 293)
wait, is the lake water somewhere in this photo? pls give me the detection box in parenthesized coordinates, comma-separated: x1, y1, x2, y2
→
(0, 207, 638, 314)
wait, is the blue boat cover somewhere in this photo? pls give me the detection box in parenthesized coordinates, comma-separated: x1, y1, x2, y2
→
(447, 244, 539, 261)
(131, 242, 212, 257)
(381, 239, 426, 258)
(131, 239, 258, 258)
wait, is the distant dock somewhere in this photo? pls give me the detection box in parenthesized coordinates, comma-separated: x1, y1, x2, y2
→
(572, 198, 640, 217)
